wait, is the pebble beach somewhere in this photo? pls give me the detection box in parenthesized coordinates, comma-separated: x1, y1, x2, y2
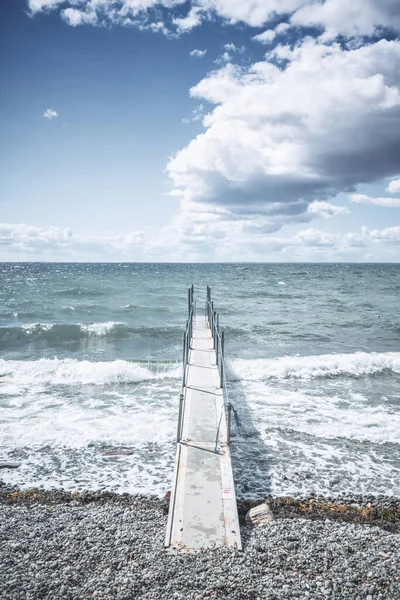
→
(1, 486, 399, 600)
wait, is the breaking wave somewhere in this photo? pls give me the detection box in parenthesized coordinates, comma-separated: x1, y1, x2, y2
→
(229, 351, 400, 381)
(0, 322, 183, 343)
(0, 358, 181, 387)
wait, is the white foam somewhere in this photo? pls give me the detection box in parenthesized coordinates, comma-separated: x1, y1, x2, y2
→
(17, 321, 126, 337)
(21, 323, 53, 334)
(80, 321, 126, 336)
(230, 351, 400, 380)
(233, 381, 400, 444)
(0, 358, 181, 387)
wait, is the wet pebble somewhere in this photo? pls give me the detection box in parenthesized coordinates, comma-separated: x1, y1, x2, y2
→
(0, 493, 399, 599)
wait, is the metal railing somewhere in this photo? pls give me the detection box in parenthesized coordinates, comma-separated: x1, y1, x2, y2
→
(176, 285, 195, 442)
(176, 285, 235, 446)
(205, 285, 233, 446)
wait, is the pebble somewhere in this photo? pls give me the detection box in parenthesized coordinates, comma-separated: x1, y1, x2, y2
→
(0, 491, 399, 599)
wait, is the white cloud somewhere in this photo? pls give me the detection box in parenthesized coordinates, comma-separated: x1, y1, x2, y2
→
(386, 177, 400, 193)
(0, 223, 145, 258)
(173, 7, 203, 31)
(190, 48, 207, 58)
(252, 29, 277, 44)
(43, 108, 58, 120)
(0, 223, 72, 252)
(292, 0, 400, 41)
(2, 221, 399, 262)
(367, 226, 400, 243)
(29, 0, 64, 11)
(28, 0, 400, 38)
(253, 23, 290, 44)
(350, 193, 400, 207)
(308, 201, 349, 218)
(61, 8, 98, 26)
(224, 42, 245, 53)
(167, 39, 400, 242)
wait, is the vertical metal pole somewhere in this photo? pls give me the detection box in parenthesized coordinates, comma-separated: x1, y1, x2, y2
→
(213, 311, 217, 351)
(186, 325, 190, 365)
(227, 403, 232, 446)
(216, 313, 219, 366)
(188, 287, 191, 317)
(177, 393, 184, 442)
(182, 332, 186, 387)
(221, 331, 225, 384)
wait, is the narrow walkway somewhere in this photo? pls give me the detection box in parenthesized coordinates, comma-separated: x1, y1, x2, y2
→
(165, 310, 241, 552)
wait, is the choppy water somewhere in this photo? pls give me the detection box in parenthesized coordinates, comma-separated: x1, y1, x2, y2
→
(1, 262, 399, 498)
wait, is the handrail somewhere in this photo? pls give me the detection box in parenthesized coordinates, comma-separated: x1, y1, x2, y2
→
(205, 286, 235, 445)
(177, 285, 234, 446)
(182, 284, 195, 389)
(177, 285, 195, 442)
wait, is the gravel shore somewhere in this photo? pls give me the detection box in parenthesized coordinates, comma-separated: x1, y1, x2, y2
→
(1, 488, 399, 600)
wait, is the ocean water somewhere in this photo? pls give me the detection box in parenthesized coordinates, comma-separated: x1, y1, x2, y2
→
(1, 262, 399, 499)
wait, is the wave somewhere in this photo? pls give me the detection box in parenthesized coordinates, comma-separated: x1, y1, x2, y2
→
(0, 322, 183, 343)
(0, 358, 181, 387)
(54, 287, 106, 298)
(229, 351, 400, 381)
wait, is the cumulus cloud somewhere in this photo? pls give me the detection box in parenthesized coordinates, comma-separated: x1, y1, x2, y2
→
(224, 42, 245, 53)
(28, 0, 400, 38)
(43, 108, 58, 120)
(350, 194, 400, 207)
(190, 48, 207, 58)
(386, 177, 400, 193)
(253, 23, 290, 44)
(166, 38, 400, 242)
(61, 8, 97, 26)
(173, 7, 203, 32)
(291, 0, 400, 41)
(307, 201, 349, 218)
(0, 223, 72, 252)
(0, 223, 144, 258)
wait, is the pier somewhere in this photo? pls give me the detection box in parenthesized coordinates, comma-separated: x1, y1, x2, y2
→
(165, 287, 241, 552)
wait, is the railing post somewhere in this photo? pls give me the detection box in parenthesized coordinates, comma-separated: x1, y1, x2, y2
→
(177, 393, 184, 442)
(182, 331, 187, 387)
(226, 403, 232, 446)
(213, 311, 217, 350)
(188, 287, 191, 317)
(215, 313, 219, 366)
(221, 330, 225, 384)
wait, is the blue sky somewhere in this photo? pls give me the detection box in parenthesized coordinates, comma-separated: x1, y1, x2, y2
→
(1, 0, 400, 261)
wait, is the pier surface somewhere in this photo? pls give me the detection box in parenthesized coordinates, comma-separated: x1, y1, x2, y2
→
(165, 312, 241, 552)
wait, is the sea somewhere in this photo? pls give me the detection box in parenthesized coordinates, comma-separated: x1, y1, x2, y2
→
(1, 262, 399, 499)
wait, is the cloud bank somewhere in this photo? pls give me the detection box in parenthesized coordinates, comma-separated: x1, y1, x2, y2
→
(1, 222, 400, 261)
(28, 0, 400, 38)
(0, 223, 144, 258)
(165, 38, 400, 247)
(350, 194, 400, 207)
(25, 1, 400, 261)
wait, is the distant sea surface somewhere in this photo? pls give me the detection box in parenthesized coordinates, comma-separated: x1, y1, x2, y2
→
(1, 262, 399, 499)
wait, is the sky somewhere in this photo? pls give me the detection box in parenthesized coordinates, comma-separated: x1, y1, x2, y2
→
(1, 0, 400, 262)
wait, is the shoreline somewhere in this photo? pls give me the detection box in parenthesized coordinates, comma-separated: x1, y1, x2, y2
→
(1, 485, 399, 599)
(1, 485, 399, 533)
